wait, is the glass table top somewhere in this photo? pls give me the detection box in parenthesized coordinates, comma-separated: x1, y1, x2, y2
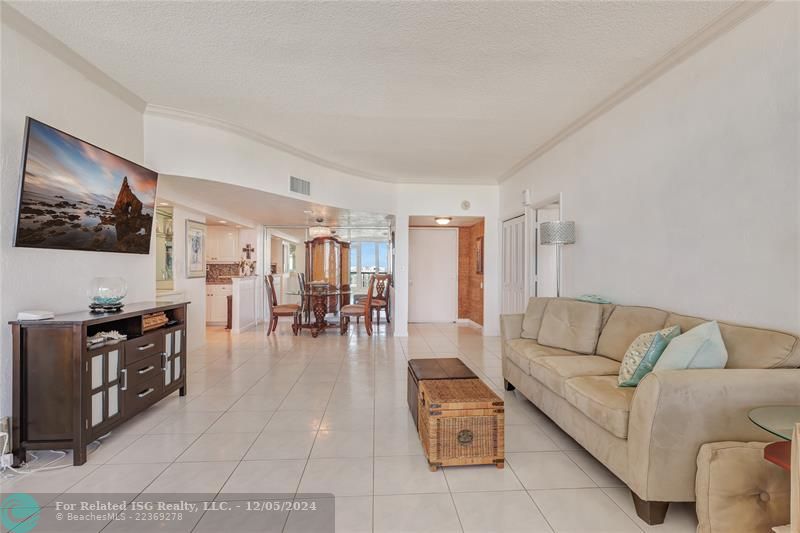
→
(748, 406, 800, 441)
(287, 290, 349, 297)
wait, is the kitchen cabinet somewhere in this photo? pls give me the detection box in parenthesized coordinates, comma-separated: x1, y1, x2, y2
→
(206, 284, 232, 324)
(207, 227, 240, 262)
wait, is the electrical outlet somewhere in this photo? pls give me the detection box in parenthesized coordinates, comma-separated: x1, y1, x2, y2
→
(0, 416, 10, 454)
(0, 453, 12, 468)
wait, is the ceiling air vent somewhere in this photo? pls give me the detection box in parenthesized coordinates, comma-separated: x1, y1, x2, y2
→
(289, 176, 311, 196)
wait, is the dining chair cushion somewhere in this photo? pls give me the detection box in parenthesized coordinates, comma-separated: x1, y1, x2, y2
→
(273, 304, 299, 314)
(341, 304, 366, 315)
(370, 299, 387, 307)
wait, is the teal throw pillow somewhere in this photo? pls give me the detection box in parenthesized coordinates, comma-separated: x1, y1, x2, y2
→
(618, 326, 680, 387)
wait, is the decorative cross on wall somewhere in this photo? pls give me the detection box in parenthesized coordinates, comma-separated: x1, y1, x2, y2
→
(242, 243, 255, 260)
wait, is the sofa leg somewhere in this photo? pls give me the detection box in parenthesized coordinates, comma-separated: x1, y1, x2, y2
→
(503, 379, 515, 391)
(631, 491, 669, 525)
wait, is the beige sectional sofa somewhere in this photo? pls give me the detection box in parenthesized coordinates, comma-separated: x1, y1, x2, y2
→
(501, 297, 800, 524)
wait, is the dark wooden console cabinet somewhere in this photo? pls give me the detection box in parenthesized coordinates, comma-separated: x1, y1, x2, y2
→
(10, 301, 190, 466)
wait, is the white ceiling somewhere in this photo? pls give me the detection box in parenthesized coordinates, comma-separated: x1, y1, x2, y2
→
(159, 174, 392, 228)
(11, 1, 736, 184)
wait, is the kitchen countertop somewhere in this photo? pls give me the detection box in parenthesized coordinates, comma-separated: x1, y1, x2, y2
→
(206, 280, 232, 285)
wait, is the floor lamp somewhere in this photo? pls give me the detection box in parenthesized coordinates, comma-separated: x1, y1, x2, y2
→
(539, 221, 575, 297)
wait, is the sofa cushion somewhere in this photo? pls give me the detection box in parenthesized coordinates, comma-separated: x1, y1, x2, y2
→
(564, 375, 635, 439)
(530, 356, 620, 396)
(537, 299, 604, 354)
(521, 297, 552, 340)
(505, 338, 577, 375)
(600, 303, 616, 329)
(596, 306, 669, 362)
(666, 313, 800, 369)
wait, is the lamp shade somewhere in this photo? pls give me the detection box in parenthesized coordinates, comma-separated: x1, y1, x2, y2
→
(540, 221, 576, 245)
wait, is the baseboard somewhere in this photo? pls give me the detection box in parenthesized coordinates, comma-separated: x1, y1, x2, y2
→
(232, 321, 257, 334)
(456, 319, 483, 330)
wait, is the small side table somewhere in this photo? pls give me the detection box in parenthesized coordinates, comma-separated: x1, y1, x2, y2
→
(748, 406, 800, 471)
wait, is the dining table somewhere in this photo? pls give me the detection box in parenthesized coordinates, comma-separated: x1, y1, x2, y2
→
(288, 286, 352, 337)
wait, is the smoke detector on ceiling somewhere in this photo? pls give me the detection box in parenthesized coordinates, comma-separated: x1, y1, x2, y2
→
(461, 200, 471, 211)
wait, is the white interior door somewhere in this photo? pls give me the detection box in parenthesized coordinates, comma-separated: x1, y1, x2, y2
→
(409, 228, 458, 323)
(535, 207, 559, 297)
(502, 215, 527, 314)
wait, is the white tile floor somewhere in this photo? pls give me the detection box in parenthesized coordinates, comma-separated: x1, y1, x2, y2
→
(1, 322, 698, 532)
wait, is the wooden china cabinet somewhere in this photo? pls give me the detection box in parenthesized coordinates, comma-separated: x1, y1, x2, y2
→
(305, 235, 351, 312)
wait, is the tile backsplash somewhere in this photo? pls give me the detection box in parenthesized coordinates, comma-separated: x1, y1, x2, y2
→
(207, 263, 239, 283)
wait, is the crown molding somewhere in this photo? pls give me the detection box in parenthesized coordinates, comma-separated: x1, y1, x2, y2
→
(2, 4, 146, 112)
(146, 105, 499, 186)
(146, 105, 397, 184)
(497, 0, 770, 183)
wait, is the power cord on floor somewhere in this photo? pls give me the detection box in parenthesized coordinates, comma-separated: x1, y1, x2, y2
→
(0, 431, 111, 480)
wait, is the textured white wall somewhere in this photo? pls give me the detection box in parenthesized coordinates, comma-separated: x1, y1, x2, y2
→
(169, 206, 207, 349)
(0, 17, 153, 418)
(501, 3, 800, 333)
(145, 113, 502, 336)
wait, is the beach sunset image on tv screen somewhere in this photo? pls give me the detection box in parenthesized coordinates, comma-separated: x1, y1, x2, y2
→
(15, 119, 159, 254)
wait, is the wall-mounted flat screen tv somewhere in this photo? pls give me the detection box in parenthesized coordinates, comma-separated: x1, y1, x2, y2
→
(14, 118, 158, 254)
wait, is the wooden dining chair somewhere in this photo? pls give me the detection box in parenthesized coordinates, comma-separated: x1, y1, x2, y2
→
(340, 275, 375, 336)
(370, 273, 391, 324)
(265, 274, 300, 336)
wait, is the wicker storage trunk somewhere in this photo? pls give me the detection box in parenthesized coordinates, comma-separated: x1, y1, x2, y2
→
(418, 378, 504, 471)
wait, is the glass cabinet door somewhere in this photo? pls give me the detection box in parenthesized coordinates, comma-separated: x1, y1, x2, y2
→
(164, 329, 185, 387)
(89, 347, 123, 431)
(164, 332, 173, 386)
(172, 329, 184, 382)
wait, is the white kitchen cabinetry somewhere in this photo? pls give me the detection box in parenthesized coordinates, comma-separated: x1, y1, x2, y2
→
(206, 284, 232, 324)
(207, 227, 240, 262)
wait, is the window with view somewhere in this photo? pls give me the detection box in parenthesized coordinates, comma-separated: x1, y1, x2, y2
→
(350, 241, 390, 291)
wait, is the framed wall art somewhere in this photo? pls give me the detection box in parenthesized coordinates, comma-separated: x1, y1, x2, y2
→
(186, 219, 207, 278)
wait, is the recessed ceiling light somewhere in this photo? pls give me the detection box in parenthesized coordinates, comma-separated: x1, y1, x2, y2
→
(218, 220, 227, 224)
(434, 217, 452, 225)
(159, 202, 170, 206)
